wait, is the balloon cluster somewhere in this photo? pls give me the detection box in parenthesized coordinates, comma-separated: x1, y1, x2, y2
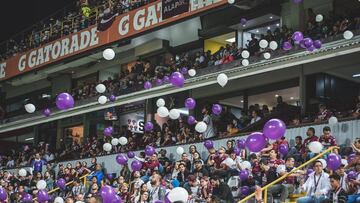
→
(100, 185, 122, 203)
(103, 126, 128, 153)
(290, 31, 322, 52)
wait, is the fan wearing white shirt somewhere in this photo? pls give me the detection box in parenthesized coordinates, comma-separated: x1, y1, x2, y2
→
(297, 160, 331, 203)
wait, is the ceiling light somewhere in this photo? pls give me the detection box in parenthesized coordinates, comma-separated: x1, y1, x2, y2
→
(242, 24, 246, 27)
(352, 73, 360, 78)
(256, 30, 259, 33)
(290, 97, 294, 100)
(25, 137, 34, 141)
(269, 16, 273, 19)
(226, 37, 236, 43)
(275, 94, 279, 97)
(267, 27, 271, 30)
(276, 23, 280, 27)
(241, 100, 244, 103)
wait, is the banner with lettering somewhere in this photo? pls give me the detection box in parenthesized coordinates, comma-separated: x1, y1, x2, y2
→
(162, 0, 190, 19)
(0, 0, 226, 81)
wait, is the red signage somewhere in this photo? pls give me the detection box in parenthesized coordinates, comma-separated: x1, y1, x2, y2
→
(0, 0, 226, 81)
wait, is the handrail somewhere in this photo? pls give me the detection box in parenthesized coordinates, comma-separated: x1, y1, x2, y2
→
(238, 146, 340, 203)
(32, 172, 91, 201)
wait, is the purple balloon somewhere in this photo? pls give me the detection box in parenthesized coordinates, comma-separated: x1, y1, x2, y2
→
(34, 161, 42, 171)
(127, 151, 135, 158)
(241, 186, 250, 196)
(109, 95, 116, 102)
(56, 178, 66, 190)
(43, 108, 51, 117)
(212, 104, 222, 115)
(239, 170, 249, 181)
(299, 39, 307, 49)
(116, 154, 128, 165)
(112, 195, 122, 203)
(163, 76, 170, 83)
(100, 185, 117, 203)
(0, 188, 7, 201)
(131, 160, 143, 171)
(307, 169, 314, 176)
(144, 81, 152, 90)
(240, 18, 247, 25)
(237, 139, 246, 149)
(56, 93, 75, 110)
(187, 116, 196, 125)
(233, 147, 241, 156)
(155, 201, 164, 203)
(347, 171, 358, 180)
(185, 98, 196, 109)
(282, 41, 292, 51)
(21, 193, 32, 202)
(279, 144, 289, 155)
(327, 153, 341, 170)
(348, 153, 357, 164)
(204, 140, 214, 149)
(293, 0, 303, 3)
(103, 127, 113, 137)
(106, 173, 114, 180)
(292, 31, 304, 42)
(155, 78, 163, 86)
(313, 40, 322, 49)
(170, 72, 185, 88)
(246, 132, 266, 152)
(263, 119, 286, 140)
(144, 121, 154, 132)
(37, 190, 49, 203)
(180, 67, 188, 75)
(303, 38, 313, 48)
(145, 145, 155, 156)
(307, 45, 316, 52)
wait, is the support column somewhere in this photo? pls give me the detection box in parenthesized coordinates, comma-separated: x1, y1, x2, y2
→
(33, 126, 39, 146)
(299, 65, 307, 115)
(51, 74, 72, 96)
(82, 113, 90, 144)
(145, 98, 154, 121)
(56, 119, 63, 150)
(281, 1, 305, 31)
(243, 90, 249, 115)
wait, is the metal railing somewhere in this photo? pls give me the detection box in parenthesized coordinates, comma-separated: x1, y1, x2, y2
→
(32, 172, 90, 201)
(238, 146, 340, 203)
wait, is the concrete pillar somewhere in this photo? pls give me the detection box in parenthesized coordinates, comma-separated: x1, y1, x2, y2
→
(243, 90, 248, 115)
(51, 74, 72, 96)
(33, 126, 39, 145)
(82, 113, 90, 144)
(299, 66, 307, 115)
(281, 1, 305, 31)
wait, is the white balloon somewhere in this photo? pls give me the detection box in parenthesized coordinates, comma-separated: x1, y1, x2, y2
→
(227, 0, 235, 4)
(269, 41, 278, 50)
(217, 73, 228, 87)
(54, 197, 64, 203)
(315, 14, 323, 22)
(263, 52, 271, 59)
(25, 103, 36, 113)
(19, 169, 27, 177)
(195, 121, 207, 133)
(176, 147, 185, 155)
(344, 30, 354, 40)
(318, 158, 327, 168)
(188, 69, 196, 77)
(103, 143, 112, 152)
(341, 159, 348, 167)
(240, 161, 252, 170)
(36, 180, 47, 190)
(119, 137, 128, 145)
(259, 39, 269, 49)
(156, 98, 165, 107)
(167, 187, 189, 202)
(328, 116, 338, 125)
(169, 109, 180, 120)
(103, 48, 115, 60)
(111, 138, 119, 146)
(95, 84, 106, 93)
(308, 141, 323, 154)
(157, 106, 169, 118)
(242, 59, 249, 66)
(98, 95, 108, 104)
(241, 50, 250, 59)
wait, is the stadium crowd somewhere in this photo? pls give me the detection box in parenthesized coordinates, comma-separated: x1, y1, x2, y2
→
(0, 122, 360, 203)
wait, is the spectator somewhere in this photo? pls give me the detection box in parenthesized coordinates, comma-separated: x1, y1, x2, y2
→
(250, 110, 261, 125)
(201, 104, 215, 139)
(321, 174, 347, 203)
(315, 104, 333, 123)
(210, 176, 234, 202)
(319, 126, 338, 153)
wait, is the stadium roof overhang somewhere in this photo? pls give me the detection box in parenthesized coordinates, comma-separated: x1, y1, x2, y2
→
(0, 35, 359, 133)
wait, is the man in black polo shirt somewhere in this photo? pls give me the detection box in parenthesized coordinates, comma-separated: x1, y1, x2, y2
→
(193, 160, 209, 179)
